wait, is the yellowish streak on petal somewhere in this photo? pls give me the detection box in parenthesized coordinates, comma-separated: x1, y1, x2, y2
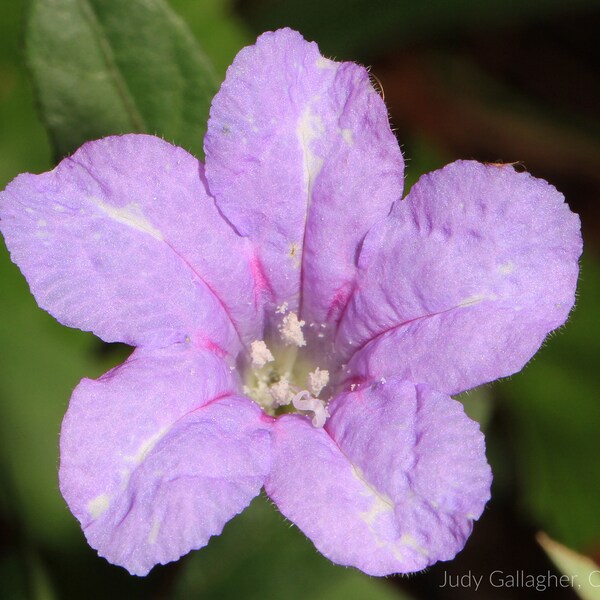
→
(341, 128, 353, 146)
(351, 465, 429, 561)
(297, 107, 325, 207)
(148, 518, 161, 544)
(498, 260, 516, 275)
(91, 198, 163, 241)
(127, 427, 170, 467)
(316, 56, 335, 70)
(459, 294, 488, 307)
(87, 493, 111, 519)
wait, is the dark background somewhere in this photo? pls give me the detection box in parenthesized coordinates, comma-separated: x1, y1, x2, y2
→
(1, 1, 599, 598)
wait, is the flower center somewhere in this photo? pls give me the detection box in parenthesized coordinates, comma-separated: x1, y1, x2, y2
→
(243, 305, 330, 427)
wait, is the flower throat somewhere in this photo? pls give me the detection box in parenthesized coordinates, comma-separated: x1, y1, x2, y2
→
(243, 304, 329, 427)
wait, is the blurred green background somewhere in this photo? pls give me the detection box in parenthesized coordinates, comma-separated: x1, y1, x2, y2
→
(1, 1, 599, 598)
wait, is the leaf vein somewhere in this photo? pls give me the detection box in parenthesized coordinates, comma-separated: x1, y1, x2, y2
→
(76, 0, 147, 133)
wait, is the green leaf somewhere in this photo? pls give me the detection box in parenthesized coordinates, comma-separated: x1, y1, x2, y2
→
(538, 533, 600, 600)
(0, 0, 51, 189)
(25, 0, 219, 160)
(174, 494, 412, 600)
(500, 257, 600, 550)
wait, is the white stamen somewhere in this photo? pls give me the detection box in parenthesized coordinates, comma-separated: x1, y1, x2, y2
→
(292, 391, 329, 428)
(270, 377, 294, 406)
(250, 340, 274, 368)
(276, 302, 289, 314)
(279, 312, 306, 347)
(308, 367, 329, 397)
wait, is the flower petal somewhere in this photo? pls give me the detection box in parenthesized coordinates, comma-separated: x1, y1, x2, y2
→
(265, 379, 490, 575)
(59, 343, 271, 575)
(0, 134, 262, 352)
(338, 161, 582, 394)
(204, 29, 404, 326)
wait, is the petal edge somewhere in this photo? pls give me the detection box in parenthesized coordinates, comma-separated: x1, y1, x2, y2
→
(266, 379, 491, 575)
(60, 345, 271, 575)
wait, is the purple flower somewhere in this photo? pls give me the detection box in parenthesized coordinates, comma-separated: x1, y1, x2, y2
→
(0, 29, 582, 576)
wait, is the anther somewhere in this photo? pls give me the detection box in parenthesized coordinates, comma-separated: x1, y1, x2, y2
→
(279, 312, 306, 347)
(250, 340, 274, 368)
(308, 367, 329, 397)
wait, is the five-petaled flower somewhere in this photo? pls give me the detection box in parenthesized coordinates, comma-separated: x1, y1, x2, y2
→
(0, 29, 582, 576)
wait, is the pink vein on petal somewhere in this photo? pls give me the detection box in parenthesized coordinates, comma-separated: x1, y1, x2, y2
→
(339, 298, 488, 367)
(60, 154, 251, 356)
(163, 240, 249, 355)
(249, 251, 275, 307)
(84, 388, 240, 532)
(326, 281, 357, 326)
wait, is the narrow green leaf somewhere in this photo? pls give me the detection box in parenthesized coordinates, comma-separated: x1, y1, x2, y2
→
(538, 533, 600, 600)
(26, 0, 219, 160)
(0, 0, 51, 189)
